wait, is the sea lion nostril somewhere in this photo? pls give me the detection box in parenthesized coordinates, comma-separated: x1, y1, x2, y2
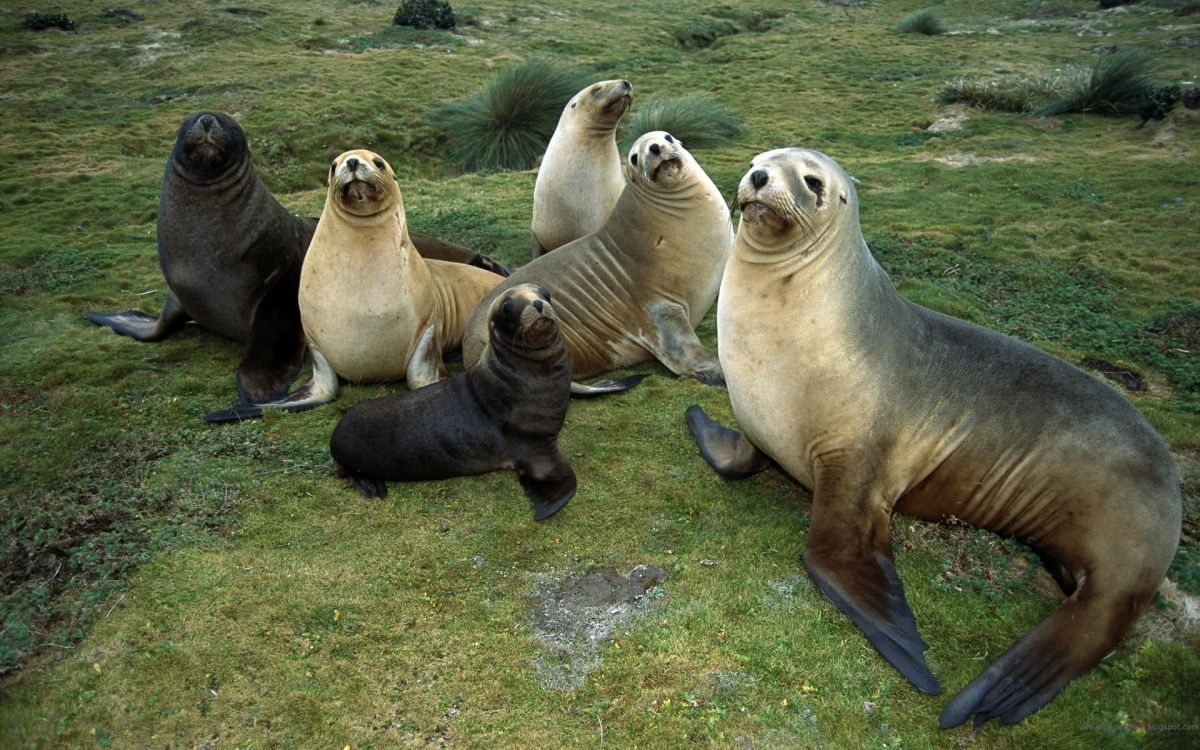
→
(751, 170, 768, 190)
(200, 115, 215, 132)
(346, 157, 360, 172)
(649, 143, 661, 156)
(533, 299, 544, 312)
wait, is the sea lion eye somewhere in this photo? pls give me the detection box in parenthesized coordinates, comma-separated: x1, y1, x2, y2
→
(501, 300, 514, 317)
(542, 289, 551, 303)
(665, 133, 674, 144)
(630, 153, 638, 166)
(804, 175, 824, 194)
(330, 160, 337, 175)
(373, 158, 385, 170)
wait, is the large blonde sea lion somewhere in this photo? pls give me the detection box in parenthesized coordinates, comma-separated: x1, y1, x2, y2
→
(531, 79, 632, 258)
(205, 149, 503, 421)
(686, 148, 1181, 727)
(331, 284, 576, 521)
(464, 131, 733, 393)
(88, 111, 510, 408)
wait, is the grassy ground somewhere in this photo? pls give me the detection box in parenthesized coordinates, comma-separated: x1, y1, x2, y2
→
(1, 0, 1198, 747)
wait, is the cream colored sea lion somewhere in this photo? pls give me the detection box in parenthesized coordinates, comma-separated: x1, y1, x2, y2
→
(686, 148, 1181, 727)
(531, 79, 632, 258)
(465, 131, 732, 392)
(206, 149, 503, 421)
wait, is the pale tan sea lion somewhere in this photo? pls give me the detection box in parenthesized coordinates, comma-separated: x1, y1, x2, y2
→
(531, 79, 632, 258)
(206, 149, 503, 421)
(687, 147, 1181, 727)
(464, 131, 733, 393)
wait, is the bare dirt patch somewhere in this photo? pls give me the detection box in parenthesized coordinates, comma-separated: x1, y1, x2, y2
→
(528, 564, 668, 690)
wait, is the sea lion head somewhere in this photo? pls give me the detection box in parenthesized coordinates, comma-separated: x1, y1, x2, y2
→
(626, 130, 691, 190)
(489, 283, 560, 352)
(326, 149, 400, 221)
(734, 148, 855, 253)
(564, 79, 633, 131)
(172, 111, 249, 182)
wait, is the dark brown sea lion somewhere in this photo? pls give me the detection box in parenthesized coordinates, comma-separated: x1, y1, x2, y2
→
(330, 284, 575, 521)
(687, 147, 1181, 727)
(88, 111, 510, 405)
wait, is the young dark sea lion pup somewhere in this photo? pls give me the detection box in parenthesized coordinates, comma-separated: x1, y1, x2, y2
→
(88, 111, 510, 408)
(330, 284, 576, 521)
(686, 147, 1181, 728)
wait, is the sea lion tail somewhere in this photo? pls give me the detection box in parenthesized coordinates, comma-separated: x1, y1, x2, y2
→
(938, 576, 1153, 728)
(569, 373, 649, 397)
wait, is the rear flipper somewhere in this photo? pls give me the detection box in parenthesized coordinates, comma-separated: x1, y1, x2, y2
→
(939, 586, 1142, 728)
(336, 463, 388, 499)
(205, 346, 339, 422)
(684, 405, 769, 479)
(569, 373, 649, 397)
(517, 447, 577, 521)
(411, 232, 514, 277)
(806, 548, 941, 696)
(87, 290, 190, 342)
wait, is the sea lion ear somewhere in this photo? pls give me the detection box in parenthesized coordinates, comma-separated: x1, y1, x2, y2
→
(840, 192, 847, 205)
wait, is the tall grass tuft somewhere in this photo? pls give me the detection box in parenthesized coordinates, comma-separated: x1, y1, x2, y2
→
(896, 8, 946, 36)
(1035, 49, 1160, 117)
(620, 95, 744, 151)
(428, 59, 593, 171)
(939, 75, 1067, 113)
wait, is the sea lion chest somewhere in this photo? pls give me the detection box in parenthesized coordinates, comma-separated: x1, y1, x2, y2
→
(298, 224, 430, 383)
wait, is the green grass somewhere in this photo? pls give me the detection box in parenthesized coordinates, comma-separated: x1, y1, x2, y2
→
(1, 1, 1197, 747)
(1037, 49, 1162, 117)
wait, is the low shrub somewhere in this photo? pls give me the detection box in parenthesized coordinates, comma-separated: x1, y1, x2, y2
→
(394, 0, 456, 30)
(22, 12, 76, 31)
(1036, 49, 1161, 117)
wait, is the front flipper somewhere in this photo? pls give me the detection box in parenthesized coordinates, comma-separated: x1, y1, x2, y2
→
(236, 265, 305, 403)
(684, 405, 769, 479)
(406, 323, 448, 390)
(87, 290, 190, 342)
(804, 472, 941, 695)
(517, 446, 577, 521)
(646, 300, 724, 386)
(569, 373, 649, 397)
(205, 346, 340, 422)
(336, 463, 389, 499)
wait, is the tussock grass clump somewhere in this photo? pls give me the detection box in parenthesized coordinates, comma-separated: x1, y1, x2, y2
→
(1036, 49, 1160, 116)
(428, 59, 593, 171)
(671, 16, 743, 49)
(942, 50, 1168, 118)
(393, 0, 456, 30)
(621, 95, 744, 151)
(896, 7, 946, 36)
(22, 12, 75, 31)
(939, 74, 1067, 113)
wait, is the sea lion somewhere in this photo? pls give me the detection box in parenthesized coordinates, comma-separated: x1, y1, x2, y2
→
(531, 79, 632, 258)
(88, 111, 510, 406)
(686, 148, 1181, 727)
(330, 284, 575, 520)
(464, 131, 732, 393)
(205, 148, 504, 421)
